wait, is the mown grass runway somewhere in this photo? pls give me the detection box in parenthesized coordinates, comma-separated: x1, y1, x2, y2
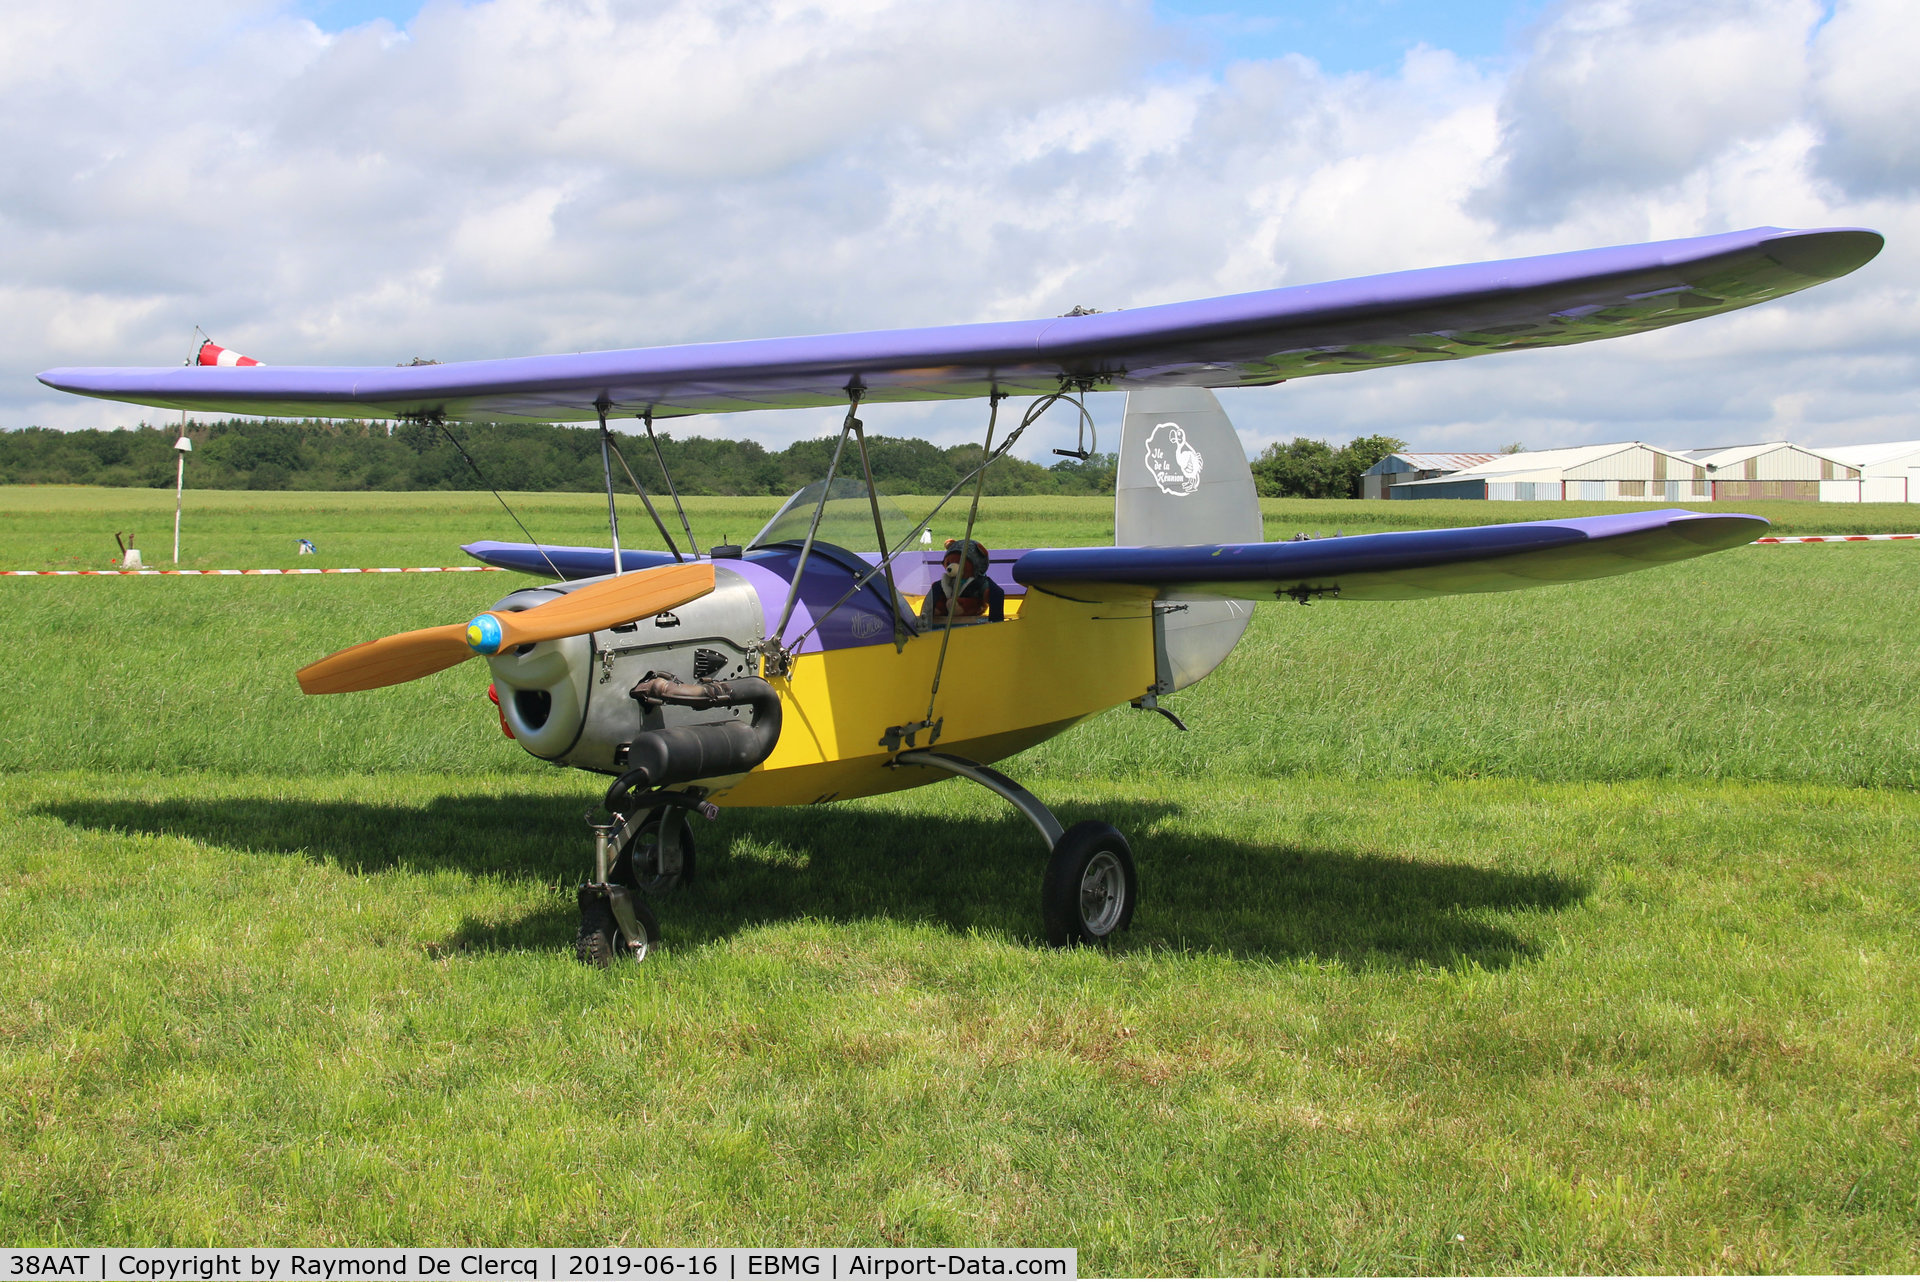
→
(3, 487, 1917, 1271)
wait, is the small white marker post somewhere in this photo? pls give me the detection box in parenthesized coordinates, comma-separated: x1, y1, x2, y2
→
(172, 433, 193, 564)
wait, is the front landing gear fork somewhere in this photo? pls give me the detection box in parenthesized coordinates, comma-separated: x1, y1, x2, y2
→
(577, 811, 659, 966)
(890, 750, 1138, 949)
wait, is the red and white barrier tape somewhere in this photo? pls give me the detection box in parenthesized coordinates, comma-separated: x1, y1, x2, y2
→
(5, 566, 507, 576)
(11, 535, 1914, 575)
(1754, 533, 1920, 543)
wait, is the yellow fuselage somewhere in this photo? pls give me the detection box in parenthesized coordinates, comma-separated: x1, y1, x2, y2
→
(711, 593, 1155, 807)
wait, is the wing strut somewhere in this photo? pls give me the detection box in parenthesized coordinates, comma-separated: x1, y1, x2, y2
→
(922, 390, 1006, 728)
(594, 398, 623, 576)
(850, 408, 909, 652)
(764, 388, 862, 674)
(640, 409, 700, 558)
(774, 387, 1081, 658)
(602, 413, 685, 563)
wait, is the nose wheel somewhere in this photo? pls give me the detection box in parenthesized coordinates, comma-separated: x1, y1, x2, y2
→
(892, 750, 1138, 949)
(578, 808, 673, 966)
(576, 883, 658, 966)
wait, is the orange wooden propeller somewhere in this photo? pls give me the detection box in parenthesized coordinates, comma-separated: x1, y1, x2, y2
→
(296, 563, 716, 695)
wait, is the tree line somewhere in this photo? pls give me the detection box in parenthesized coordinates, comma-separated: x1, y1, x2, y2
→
(1251, 434, 1406, 499)
(0, 419, 1117, 497)
(0, 419, 1406, 499)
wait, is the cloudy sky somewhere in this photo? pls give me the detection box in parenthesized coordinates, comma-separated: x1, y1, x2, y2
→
(6, 0, 1916, 459)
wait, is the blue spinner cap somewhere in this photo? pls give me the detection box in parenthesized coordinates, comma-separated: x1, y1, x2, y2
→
(466, 613, 505, 654)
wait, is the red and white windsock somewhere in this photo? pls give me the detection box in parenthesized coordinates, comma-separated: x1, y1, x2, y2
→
(196, 341, 263, 367)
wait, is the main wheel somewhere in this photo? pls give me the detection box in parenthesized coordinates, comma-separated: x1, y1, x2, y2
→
(1040, 820, 1137, 948)
(617, 808, 696, 895)
(575, 888, 659, 966)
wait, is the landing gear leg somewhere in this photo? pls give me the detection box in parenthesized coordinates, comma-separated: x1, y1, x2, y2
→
(891, 750, 1137, 949)
(578, 812, 659, 966)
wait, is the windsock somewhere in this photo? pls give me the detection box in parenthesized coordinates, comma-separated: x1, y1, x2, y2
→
(196, 341, 263, 367)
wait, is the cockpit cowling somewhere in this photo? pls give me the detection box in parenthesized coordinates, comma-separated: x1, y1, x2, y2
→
(484, 564, 769, 778)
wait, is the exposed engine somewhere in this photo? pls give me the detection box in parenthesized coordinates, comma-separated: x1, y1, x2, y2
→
(483, 565, 777, 789)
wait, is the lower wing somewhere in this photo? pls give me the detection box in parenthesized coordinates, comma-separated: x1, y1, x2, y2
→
(461, 541, 682, 578)
(1011, 509, 1766, 603)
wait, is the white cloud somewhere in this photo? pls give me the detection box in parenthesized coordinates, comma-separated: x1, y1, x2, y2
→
(3, 0, 1916, 463)
(1809, 0, 1920, 197)
(1472, 0, 1820, 227)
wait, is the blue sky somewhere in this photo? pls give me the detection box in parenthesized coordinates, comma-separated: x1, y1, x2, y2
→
(1153, 0, 1547, 73)
(10, 0, 1913, 454)
(300, 0, 1549, 74)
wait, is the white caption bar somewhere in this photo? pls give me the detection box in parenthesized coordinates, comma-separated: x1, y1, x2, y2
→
(0, 1251, 1073, 1282)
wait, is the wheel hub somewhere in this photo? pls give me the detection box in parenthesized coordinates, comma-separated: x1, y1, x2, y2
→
(1079, 849, 1125, 936)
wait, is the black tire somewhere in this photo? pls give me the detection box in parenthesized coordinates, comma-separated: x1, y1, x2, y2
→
(617, 808, 696, 895)
(575, 888, 659, 966)
(1041, 820, 1137, 948)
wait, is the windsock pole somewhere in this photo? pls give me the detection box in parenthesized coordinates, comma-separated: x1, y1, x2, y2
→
(172, 425, 193, 564)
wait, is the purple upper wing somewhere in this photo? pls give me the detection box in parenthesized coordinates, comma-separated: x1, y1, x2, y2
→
(39, 227, 1880, 423)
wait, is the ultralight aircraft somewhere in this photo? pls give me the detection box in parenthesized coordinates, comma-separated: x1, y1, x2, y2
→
(40, 225, 1883, 961)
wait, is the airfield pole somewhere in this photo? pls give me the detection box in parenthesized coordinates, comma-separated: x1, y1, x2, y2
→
(171, 430, 193, 564)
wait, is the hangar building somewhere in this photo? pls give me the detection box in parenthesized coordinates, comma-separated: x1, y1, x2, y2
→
(1821, 440, 1920, 502)
(1678, 443, 1862, 502)
(1361, 452, 1499, 500)
(1388, 442, 1706, 501)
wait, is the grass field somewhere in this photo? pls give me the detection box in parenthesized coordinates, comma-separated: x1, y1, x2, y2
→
(3, 487, 1918, 1271)
(7, 484, 1920, 572)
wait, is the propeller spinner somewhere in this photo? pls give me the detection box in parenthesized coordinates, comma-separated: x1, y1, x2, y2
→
(296, 563, 717, 695)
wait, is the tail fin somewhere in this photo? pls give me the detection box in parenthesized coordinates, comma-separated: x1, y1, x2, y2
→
(1115, 387, 1259, 691)
(1116, 388, 1261, 546)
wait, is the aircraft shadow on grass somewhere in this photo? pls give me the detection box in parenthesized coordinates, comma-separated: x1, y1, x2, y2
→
(38, 794, 1586, 970)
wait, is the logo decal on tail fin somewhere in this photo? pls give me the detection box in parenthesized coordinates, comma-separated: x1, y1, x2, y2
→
(1144, 422, 1204, 496)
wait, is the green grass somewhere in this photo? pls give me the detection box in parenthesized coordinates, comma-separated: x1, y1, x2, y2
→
(6, 485, 1920, 572)
(3, 488, 1918, 1270)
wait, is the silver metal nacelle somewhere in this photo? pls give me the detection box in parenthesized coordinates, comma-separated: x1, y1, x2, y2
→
(483, 565, 766, 774)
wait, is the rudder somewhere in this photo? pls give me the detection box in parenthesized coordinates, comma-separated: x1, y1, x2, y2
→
(1115, 388, 1259, 692)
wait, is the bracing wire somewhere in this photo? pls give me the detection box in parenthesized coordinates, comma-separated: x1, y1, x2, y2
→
(641, 410, 701, 557)
(782, 388, 1070, 653)
(851, 415, 907, 649)
(603, 430, 685, 563)
(432, 419, 567, 581)
(768, 391, 862, 656)
(594, 401, 624, 576)
(923, 391, 1005, 723)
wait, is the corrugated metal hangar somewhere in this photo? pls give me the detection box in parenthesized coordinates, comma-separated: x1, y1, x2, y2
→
(1374, 438, 1917, 502)
(1678, 443, 1862, 502)
(1386, 442, 1707, 501)
(1361, 453, 1500, 500)
(1823, 440, 1920, 502)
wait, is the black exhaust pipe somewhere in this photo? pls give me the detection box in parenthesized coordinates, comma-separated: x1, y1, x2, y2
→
(604, 676, 782, 810)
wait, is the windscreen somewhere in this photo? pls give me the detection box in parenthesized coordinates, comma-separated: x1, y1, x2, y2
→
(749, 477, 923, 556)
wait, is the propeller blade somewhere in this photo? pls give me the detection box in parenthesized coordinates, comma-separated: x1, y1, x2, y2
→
(487, 563, 717, 650)
(296, 623, 473, 695)
(296, 562, 718, 695)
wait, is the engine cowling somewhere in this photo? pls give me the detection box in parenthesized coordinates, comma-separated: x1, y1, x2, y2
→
(483, 564, 771, 781)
